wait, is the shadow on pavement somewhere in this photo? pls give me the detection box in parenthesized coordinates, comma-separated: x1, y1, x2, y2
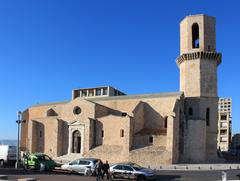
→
(236, 174, 240, 179)
(112, 175, 181, 181)
(0, 168, 79, 176)
(155, 175, 181, 181)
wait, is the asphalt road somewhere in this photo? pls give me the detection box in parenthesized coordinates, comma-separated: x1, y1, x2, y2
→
(0, 168, 240, 181)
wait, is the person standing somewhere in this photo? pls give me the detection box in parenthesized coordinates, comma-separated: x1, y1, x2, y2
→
(102, 160, 110, 181)
(95, 160, 103, 181)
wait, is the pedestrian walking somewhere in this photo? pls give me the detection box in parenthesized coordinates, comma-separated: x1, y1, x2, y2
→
(102, 160, 110, 181)
(95, 159, 103, 181)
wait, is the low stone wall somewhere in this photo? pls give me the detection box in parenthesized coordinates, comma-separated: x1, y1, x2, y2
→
(129, 146, 172, 167)
(86, 145, 127, 163)
(86, 145, 171, 167)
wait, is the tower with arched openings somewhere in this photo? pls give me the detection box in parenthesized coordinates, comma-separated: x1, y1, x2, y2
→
(177, 14, 222, 162)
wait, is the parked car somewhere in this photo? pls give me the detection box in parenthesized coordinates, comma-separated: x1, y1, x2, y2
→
(0, 145, 16, 166)
(61, 158, 99, 176)
(110, 162, 156, 180)
(23, 153, 57, 171)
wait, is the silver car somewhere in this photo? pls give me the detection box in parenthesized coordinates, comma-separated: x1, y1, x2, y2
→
(110, 162, 156, 180)
(61, 158, 98, 176)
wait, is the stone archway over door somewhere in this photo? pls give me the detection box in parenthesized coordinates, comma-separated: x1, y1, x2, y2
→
(68, 121, 85, 155)
(72, 130, 81, 153)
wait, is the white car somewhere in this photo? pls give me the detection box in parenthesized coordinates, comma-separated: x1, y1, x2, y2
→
(61, 158, 99, 176)
(110, 162, 156, 180)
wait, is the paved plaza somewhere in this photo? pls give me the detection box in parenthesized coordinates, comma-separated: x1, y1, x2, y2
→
(0, 168, 240, 181)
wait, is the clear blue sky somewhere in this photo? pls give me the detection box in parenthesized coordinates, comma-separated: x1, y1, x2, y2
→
(0, 0, 239, 139)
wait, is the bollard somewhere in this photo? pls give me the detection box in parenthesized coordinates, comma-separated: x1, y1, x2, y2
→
(160, 166, 162, 169)
(229, 166, 232, 170)
(198, 166, 200, 170)
(186, 166, 188, 170)
(221, 171, 227, 181)
(174, 166, 176, 170)
(210, 166, 212, 170)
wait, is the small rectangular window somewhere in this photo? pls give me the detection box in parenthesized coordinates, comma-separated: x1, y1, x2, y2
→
(88, 89, 94, 96)
(101, 130, 104, 138)
(82, 90, 87, 97)
(220, 130, 227, 135)
(103, 88, 108, 95)
(149, 136, 153, 144)
(164, 117, 168, 129)
(221, 115, 227, 120)
(208, 45, 211, 51)
(40, 131, 42, 138)
(120, 129, 124, 137)
(96, 89, 101, 96)
(206, 108, 210, 126)
(74, 91, 80, 99)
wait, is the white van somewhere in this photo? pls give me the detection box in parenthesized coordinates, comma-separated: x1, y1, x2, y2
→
(0, 145, 17, 166)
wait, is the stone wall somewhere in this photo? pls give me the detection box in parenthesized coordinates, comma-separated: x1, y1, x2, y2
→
(21, 93, 183, 164)
(129, 146, 172, 166)
(184, 119, 206, 162)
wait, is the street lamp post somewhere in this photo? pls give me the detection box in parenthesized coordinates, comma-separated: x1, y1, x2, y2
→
(15, 111, 25, 169)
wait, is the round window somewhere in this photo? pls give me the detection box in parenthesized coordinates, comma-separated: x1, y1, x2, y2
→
(73, 106, 81, 115)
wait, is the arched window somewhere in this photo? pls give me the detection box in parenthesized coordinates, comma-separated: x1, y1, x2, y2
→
(164, 116, 168, 129)
(192, 23, 199, 48)
(72, 130, 81, 153)
(206, 108, 210, 126)
(120, 129, 124, 137)
(188, 107, 193, 116)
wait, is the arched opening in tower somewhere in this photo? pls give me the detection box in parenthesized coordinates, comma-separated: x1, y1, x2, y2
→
(192, 23, 199, 48)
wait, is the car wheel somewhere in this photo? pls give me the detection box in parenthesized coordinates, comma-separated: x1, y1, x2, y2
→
(138, 175, 146, 180)
(0, 160, 4, 167)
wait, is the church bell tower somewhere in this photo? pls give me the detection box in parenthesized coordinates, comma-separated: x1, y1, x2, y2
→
(177, 14, 222, 97)
(177, 14, 222, 162)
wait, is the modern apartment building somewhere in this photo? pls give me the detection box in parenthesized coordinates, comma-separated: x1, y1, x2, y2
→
(217, 98, 232, 151)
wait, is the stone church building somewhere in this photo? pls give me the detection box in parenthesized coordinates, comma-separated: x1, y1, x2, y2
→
(20, 14, 222, 166)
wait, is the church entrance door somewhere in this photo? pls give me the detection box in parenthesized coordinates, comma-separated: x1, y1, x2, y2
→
(72, 130, 81, 153)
